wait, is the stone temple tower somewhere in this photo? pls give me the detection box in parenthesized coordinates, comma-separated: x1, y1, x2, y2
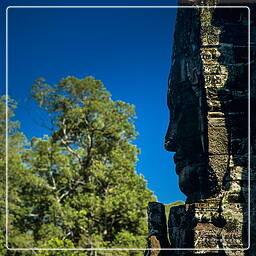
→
(145, 1, 256, 255)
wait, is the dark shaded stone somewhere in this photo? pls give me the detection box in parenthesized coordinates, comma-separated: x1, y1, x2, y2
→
(145, 202, 171, 256)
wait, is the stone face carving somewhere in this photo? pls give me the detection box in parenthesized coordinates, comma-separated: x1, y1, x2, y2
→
(165, 5, 217, 203)
(146, 0, 256, 255)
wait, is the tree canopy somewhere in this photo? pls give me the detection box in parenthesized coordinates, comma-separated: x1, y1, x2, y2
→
(1, 77, 156, 256)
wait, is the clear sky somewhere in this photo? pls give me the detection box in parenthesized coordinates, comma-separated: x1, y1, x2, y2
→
(1, 0, 186, 204)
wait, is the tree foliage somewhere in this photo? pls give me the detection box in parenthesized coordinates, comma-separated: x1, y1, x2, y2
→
(1, 77, 156, 255)
(0, 96, 33, 255)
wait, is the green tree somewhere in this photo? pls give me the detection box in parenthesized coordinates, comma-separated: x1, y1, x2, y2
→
(19, 76, 155, 255)
(0, 96, 36, 255)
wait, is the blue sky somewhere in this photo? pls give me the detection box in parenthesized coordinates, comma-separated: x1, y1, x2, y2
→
(1, 0, 185, 204)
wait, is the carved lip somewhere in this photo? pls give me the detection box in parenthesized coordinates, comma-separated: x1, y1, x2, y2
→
(173, 152, 186, 175)
(174, 152, 207, 176)
(173, 152, 184, 163)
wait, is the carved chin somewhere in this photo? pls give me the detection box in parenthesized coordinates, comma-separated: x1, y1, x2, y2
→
(178, 166, 197, 197)
(178, 165, 210, 201)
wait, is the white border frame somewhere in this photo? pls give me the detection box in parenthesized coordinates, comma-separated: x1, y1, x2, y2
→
(5, 5, 251, 252)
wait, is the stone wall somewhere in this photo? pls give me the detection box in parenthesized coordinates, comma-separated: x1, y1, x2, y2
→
(146, 1, 256, 255)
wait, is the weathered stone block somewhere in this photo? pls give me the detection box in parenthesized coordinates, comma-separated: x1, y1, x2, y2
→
(224, 166, 247, 181)
(192, 202, 220, 223)
(146, 202, 171, 253)
(208, 155, 229, 184)
(200, 48, 221, 64)
(230, 138, 248, 156)
(208, 126, 229, 155)
(205, 74, 228, 89)
(207, 100, 222, 112)
(193, 223, 221, 252)
(168, 205, 192, 249)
